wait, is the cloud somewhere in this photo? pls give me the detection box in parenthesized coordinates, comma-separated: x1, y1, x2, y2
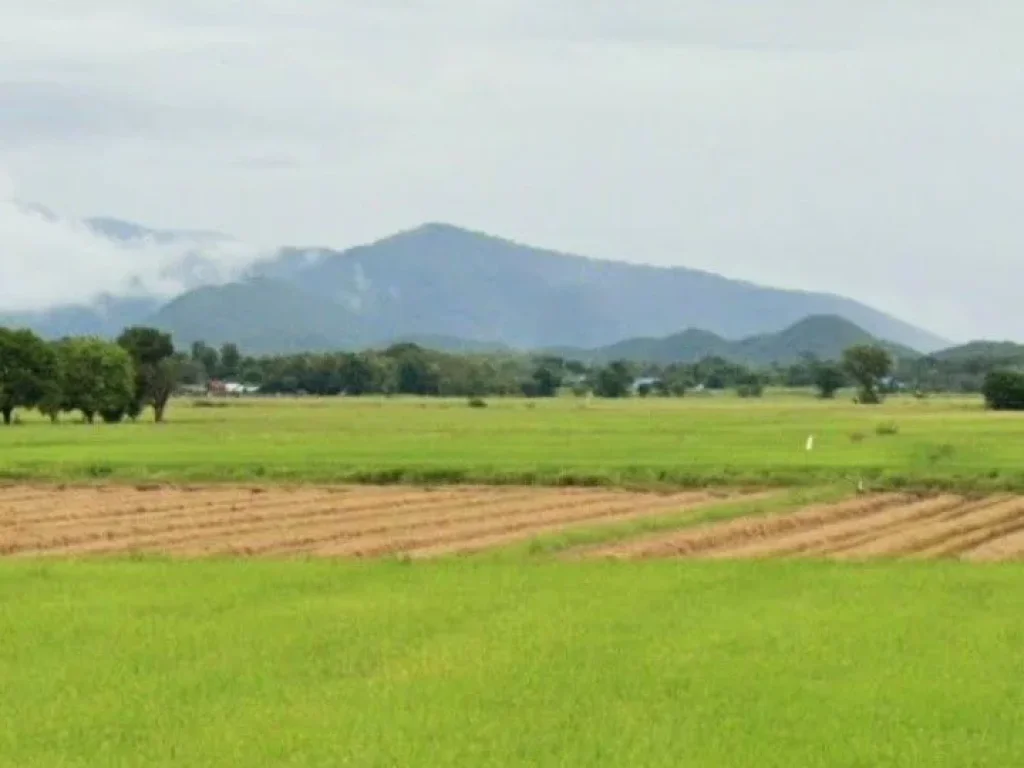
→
(2, 1, 1023, 340)
(0, 170, 267, 311)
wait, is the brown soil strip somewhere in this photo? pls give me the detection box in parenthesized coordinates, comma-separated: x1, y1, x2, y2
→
(163, 488, 619, 556)
(2, 490, 316, 537)
(813, 495, 1015, 556)
(6, 485, 470, 540)
(831, 497, 1024, 560)
(959, 522, 1024, 561)
(16, 488, 488, 556)
(587, 493, 909, 559)
(2, 488, 261, 528)
(704, 495, 967, 560)
(310, 492, 737, 558)
(405, 493, 773, 559)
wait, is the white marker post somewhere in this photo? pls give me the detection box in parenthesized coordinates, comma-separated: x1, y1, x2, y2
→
(805, 435, 815, 452)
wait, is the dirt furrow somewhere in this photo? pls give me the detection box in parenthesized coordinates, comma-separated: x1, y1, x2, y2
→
(831, 497, 1024, 560)
(308, 492, 733, 558)
(0, 488, 103, 511)
(15, 488, 502, 555)
(815, 495, 1015, 557)
(959, 522, 1024, 561)
(172, 490, 686, 557)
(803, 496, 1009, 557)
(0, 489, 187, 523)
(6, 486, 476, 538)
(2, 489, 328, 532)
(586, 493, 909, 559)
(405, 493, 771, 558)
(704, 495, 966, 559)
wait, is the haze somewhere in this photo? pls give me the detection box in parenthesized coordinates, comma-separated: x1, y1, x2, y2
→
(2, 1, 1022, 341)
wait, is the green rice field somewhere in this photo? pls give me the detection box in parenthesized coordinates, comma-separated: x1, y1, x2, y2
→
(3, 559, 1024, 767)
(2, 393, 1024, 490)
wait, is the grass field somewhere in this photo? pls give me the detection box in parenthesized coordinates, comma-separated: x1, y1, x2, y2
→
(3, 559, 1024, 767)
(2, 392, 1024, 490)
(5, 393, 1024, 765)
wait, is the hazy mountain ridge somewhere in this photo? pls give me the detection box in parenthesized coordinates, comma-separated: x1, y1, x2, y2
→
(547, 315, 919, 366)
(3, 217, 949, 355)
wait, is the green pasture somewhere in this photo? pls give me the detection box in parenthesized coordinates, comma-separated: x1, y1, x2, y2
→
(3, 559, 1023, 767)
(1, 392, 1022, 490)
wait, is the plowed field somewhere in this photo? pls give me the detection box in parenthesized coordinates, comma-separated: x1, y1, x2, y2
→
(0, 484, 753, 558)
(586, 493, 1024, 561)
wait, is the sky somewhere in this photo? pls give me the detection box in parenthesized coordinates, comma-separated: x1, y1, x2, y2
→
(2, 1, 1023, 341)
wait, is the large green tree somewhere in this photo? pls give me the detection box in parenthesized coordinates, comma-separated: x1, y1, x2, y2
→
(592, 361, 633, 398)
(190, 340, 219, 380)
(842, 344, 893, 404)
(0, 328, 60, 425)
(61, 338, 135, 423)
(812, 361, 846, 399)
(117, 326, 177, 422)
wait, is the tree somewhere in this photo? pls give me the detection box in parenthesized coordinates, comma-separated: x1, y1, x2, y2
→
(219, 343, 241, 378)
(190, 340, 219, 379)
(813, 362, 846, 399)
(37, 342, 68, 423)
(117, 327, 176, 422)
(527, 363, 562, 398)
(842, 344, 893, 404)
(736, 373, 764, 398)
(61, 338, 135, 423)
(0, 328, 60, 425)
(982, 370, 1024, 410)
(592, 361, 633, 398)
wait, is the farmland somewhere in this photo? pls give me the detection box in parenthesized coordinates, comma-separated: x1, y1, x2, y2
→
(5, 393, 1024, 766)
(3, 392, 1024, 490)
(4, 559, 1024, 766)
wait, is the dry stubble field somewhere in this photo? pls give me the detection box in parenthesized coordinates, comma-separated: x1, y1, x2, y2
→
(585, 492, 1024, 561)
(6, 482, 1024, 561)
(0, 483, 756, 558)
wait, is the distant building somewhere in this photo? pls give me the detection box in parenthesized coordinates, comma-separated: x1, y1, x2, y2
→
(631, 377, 662, 395)
(208, 379, 260, 397)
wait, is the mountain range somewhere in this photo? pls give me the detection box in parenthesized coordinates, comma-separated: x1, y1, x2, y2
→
(548, 315, 919, 366)
(3, 216, 951, 359)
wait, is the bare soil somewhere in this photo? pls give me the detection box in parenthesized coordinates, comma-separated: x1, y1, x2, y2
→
(0, 484, 751, 559)
(587, 493, 1024, 562)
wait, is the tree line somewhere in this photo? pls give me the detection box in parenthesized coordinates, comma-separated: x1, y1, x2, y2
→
(4, 323, 1024, 424)
(180, 339, 896, 402)
(0, 326, 177, 425)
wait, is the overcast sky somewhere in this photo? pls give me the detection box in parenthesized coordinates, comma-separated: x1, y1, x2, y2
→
(3, 1, 1023, 340)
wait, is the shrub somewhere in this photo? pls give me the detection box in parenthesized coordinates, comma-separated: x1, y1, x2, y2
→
(99, 408, 125, 424)
(849, 431, 866, 443)
(467, 397, 488, 408)
(875, 421, 900, 436)
(982, 370, 1024, 410)
(736, 377, 764, 398)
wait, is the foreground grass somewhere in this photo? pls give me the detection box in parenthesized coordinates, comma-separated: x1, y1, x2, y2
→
(2, 560, 1024, 766)
(2, 393, 1024, 490)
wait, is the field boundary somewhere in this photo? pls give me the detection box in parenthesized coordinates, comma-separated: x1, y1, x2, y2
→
(5, 462, 1024, 494)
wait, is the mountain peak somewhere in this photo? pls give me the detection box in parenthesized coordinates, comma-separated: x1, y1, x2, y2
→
(5, 215, 949, 354)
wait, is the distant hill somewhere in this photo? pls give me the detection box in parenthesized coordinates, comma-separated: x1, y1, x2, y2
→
(5, 217, 949, 354)
(0, 295, 160, 339)
(147, 278, 347, 353)
(550, 315, 919, 366)
(149, 222, 944, 353)
(930, 341, 1024, 364)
